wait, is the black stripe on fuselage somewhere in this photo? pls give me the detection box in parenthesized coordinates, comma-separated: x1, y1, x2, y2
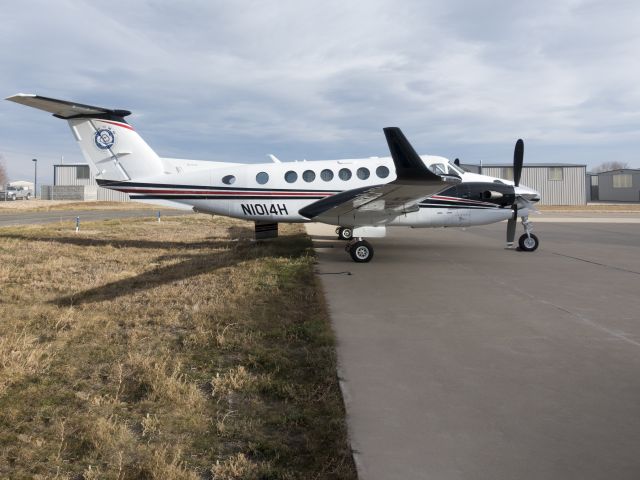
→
(129, 195, 328, 200)
(418, 204, 500, 209)
(96, 179, 340, 193)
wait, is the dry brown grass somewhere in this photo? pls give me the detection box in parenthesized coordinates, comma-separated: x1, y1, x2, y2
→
(0, 215, 356, 479)
(0, 200, 165, 213)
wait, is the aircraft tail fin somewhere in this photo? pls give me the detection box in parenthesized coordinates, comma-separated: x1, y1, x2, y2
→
(6, 93, 166, 182)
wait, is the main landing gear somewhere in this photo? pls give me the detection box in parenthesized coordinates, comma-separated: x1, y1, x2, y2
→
(518, 215, 539, 252)
(336, 227, 374, 262)
(346, 238, 374, 263)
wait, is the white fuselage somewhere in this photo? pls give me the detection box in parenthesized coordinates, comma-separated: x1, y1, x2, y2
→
(115, 155, 531, 229)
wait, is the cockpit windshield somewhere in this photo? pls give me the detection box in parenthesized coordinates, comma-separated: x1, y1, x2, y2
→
(426, 161, 465, 176)
(447, 162, 465, 176)
(430, 163, 447, 175)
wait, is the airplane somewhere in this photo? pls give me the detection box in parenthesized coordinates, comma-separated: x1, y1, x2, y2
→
(6, 93, 541, 262)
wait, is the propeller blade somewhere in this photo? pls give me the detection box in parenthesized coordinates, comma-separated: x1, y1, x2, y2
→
(513, 139, 524, 187)
(506, 206, 518, 247)
(506, 218, 517, 246)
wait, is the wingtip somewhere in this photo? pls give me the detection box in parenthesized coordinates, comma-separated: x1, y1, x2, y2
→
(5, 93, 36, 101)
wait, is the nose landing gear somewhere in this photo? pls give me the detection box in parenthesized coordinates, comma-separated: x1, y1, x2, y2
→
(518, 215, 539, 252)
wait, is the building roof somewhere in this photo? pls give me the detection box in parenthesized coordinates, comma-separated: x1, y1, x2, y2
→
(595, 168, 640, 175)
(462, 162, 586, 168)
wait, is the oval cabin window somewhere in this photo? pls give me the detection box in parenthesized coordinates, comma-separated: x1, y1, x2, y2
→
(222, 175, 236, 185)
(303, 170, 316, 182)
(338, 168, 352, 181)
(285, 171, 298, 183)
(376, 166, 390, 179)
(256, 172, 269, 184)
(357, 167, 370, 180)
(321, 169, 334, 181)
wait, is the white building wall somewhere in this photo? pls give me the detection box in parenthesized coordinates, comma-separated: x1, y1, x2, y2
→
(54, 164, 130, 202)
(480, 166, 586, 205)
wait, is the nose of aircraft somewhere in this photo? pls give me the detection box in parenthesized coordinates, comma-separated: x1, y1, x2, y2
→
(515, 185, 540, 203)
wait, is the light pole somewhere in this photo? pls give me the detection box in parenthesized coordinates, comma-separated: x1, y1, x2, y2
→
(32, 158, 37, 199)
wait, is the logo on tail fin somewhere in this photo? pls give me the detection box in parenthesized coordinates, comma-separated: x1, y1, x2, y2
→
(94, 127, 116, 150)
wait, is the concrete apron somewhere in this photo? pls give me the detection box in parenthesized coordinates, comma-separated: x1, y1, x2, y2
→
(306, 220, 640, 480)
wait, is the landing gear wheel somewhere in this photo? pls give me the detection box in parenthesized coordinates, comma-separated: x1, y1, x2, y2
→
(518, 233, 539, 252)
(338, 227, 353, 240)
(349, 240, 374, 263)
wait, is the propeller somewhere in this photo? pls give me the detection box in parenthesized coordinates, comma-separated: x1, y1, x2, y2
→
(506, 139, 524, 247)
(513, 139, 523, 187)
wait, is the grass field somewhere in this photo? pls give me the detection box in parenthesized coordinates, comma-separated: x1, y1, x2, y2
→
(0, 215, 356, 479)
(0, 200, 164, 213)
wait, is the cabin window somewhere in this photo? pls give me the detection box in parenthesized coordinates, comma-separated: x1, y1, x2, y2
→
(284, 171, 298, 183)
(376, 166, 390, 179)
(338, 168, 352, 181)
(548, 167, 563, 181)
(613, 173, 632, 188)
(357, 167, 370, 180)
(256, 172, 269, 185)
(321, 169, 334, 181)
(303, 170, 316, 182)
(222, 175, 236, 185)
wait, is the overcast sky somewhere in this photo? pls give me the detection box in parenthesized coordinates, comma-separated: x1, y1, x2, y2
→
(2, 0, 639, 184)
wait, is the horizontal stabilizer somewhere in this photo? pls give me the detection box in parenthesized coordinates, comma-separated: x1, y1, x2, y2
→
(5, 93, 131, 119)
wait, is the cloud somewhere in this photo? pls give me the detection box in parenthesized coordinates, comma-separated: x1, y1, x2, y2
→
(2, 0, 640, 183)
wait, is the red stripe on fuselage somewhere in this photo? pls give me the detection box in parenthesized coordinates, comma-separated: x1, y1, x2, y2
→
(116, 188, 334, 196)
(431, 195, 495, 206)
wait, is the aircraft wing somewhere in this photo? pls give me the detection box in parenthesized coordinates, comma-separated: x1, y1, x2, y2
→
(299, 127, 461, 225)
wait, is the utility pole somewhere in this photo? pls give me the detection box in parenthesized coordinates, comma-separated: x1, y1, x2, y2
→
(32, 158, 37, 198)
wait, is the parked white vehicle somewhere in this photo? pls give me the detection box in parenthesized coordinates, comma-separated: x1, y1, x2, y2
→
(1, 185, 31, 201)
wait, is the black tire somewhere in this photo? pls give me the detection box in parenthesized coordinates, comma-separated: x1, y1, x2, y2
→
(518, 233, 539, 252)
(349, 240, 374, 263)
(10, 195, 16, 201)
(338, 227, 353, 240)
(26, 193, 31, 200)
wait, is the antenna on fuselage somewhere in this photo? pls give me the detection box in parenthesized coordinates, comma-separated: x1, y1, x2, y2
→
(268, 154, 281, 163)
